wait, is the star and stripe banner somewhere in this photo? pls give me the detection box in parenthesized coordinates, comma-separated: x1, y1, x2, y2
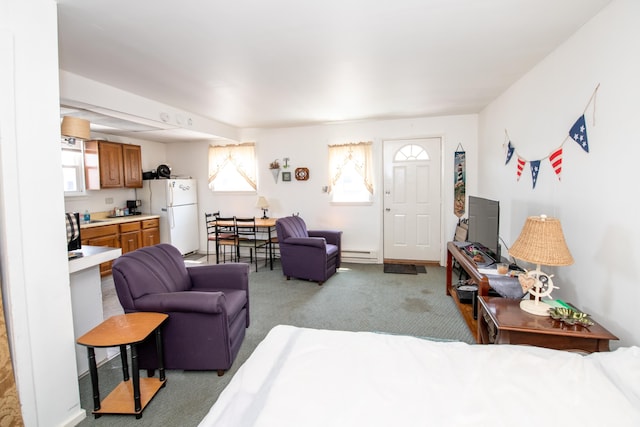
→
(569, 114, 589, 152)
(504, 84, 599, 189)
(505, 141, 515, 165)
(516, 157, 526, 181)
(549, 148, 563, 180)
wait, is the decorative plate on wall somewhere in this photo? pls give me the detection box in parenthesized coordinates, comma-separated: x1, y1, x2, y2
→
(295, 167, 309, 181)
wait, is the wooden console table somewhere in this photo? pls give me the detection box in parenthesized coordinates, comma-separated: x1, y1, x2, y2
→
(477, 297, 618, 353)
(446, 241, 493, 342)
(77, 312, 168, 419)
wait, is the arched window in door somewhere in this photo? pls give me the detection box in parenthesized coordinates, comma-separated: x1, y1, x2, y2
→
(394, 144, 429, 161)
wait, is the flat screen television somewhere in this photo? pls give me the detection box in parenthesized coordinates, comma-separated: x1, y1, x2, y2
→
(467, 196, 500, 263)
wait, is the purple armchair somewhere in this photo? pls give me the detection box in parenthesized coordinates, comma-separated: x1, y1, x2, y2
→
(112, 243, 249, 375)
(275, 216, 342, 285)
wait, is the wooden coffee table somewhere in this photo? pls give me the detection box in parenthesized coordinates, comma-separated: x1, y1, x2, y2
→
(477, 297, 618, 353)
(77, 312, 168, 419)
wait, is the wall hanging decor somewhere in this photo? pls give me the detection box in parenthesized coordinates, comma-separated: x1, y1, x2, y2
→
(504, 84, 599, 189)
(269, 159, 280, 183)
(295, 167, 309, 181)
(282, 172, 291, 182)
(454, 144, 466, 218)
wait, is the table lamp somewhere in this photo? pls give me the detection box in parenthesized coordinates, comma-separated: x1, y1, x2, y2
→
(509, 215, 574, 316)
(256, 196, 270, 219)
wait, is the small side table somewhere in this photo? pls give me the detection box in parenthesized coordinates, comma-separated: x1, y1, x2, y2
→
(77, 312, 168, 419)
(477, 297, 618, 353)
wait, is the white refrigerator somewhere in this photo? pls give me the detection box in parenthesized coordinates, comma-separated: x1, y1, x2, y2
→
(141, 178, 199, 255)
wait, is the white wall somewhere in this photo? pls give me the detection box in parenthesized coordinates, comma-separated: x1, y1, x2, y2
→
(166, 115, 478, 263)
(0, 1, 85, 425)
(478, 0, 639, 347)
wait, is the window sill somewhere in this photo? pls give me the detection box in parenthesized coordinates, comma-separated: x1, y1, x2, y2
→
(329, 201, 374, 206)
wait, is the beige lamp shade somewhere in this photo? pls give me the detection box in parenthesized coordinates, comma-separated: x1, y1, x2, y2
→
(61, 116, 91, 140)
(255, 196, 269, 209)
(509, 215, 574, 266)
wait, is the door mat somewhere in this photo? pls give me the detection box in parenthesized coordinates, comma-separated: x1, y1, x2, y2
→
(383, 264, 427, 275)
(183, 252, 205, 262)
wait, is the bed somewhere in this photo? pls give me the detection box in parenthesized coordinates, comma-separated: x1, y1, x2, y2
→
(199, 325, 640, 426)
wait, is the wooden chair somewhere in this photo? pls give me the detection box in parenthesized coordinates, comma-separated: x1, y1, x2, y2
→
(214, 216, 238, 264)
(235, 217, 269, 272)
(205, 212, 220, 262)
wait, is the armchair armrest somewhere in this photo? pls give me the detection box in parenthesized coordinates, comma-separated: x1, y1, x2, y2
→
(188, 263, 250, 291)
(283, 236, 326, 248)
(309, 230, 342, 246)
(134, 291, 226, 314)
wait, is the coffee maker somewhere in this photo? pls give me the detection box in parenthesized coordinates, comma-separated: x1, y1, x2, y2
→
(126, 199, 142, 215)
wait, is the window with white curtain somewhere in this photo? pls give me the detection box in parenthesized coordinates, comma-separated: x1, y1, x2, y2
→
(208, 142, 257, 192)
(328, 142, 374, 203)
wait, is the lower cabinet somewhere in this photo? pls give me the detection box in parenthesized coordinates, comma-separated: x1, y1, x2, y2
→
(120, 221, 142, 253)
(141, 218, 160, 246)
(81, 225, 119, 276)
(82, 217, 160, 277)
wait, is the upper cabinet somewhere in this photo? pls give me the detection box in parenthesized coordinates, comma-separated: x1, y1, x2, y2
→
(122, 144, 143, 188)
(85, 140, 143, 190)
(98, 141, 124, 188)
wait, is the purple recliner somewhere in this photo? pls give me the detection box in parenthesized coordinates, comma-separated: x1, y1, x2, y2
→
(275, 216, 342, 285)
(111, 243, 249, 375)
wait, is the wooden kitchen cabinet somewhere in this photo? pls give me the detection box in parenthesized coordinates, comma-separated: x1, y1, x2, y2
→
(81, 224, 119, 276)
(141, 218, 160, 247)
(119, 221, 142, 254)
(82, 217, 159, 277)
(98, 141, 125, 188)
(86, 140, 143, 189)
(122, 144, 143, 188)
(84, 140, 101, 190)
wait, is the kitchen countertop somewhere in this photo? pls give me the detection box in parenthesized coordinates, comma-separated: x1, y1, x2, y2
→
(68, 245, 122, 273)
(80, 213, 160, 229)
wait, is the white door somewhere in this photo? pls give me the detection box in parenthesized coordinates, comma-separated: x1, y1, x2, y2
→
(383, 138, 442, 261)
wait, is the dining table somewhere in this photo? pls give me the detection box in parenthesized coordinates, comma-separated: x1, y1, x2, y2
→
(214, 217, 278, 269)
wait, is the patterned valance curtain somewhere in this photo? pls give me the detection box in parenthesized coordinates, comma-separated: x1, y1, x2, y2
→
(327, 141, 373, 194)
(208, 142, 257, 191)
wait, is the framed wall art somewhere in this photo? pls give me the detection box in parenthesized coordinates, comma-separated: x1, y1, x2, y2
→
(295, 167, 309, 181)
(282, 172, 291, 182)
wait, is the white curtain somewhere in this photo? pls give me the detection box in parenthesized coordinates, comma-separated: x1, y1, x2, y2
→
(208, 143, 257, 191)
(327, 142, 373, 194)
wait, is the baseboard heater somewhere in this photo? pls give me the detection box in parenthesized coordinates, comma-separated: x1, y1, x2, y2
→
(341, 250, 378, 264)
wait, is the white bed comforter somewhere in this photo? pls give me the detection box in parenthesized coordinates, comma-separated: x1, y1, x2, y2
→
(199, 325, 640, 427)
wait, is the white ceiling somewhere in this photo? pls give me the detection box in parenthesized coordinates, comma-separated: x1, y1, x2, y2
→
(57, 0, 612, 136)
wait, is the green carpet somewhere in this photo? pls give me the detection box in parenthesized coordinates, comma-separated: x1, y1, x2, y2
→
(77, 261, 472, 426)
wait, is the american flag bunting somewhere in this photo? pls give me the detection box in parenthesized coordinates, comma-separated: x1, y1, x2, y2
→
(530, 160, 541, 189)
(516, 157, 526, 181)
(569, 114, 589, 152)
(549, 148, 562, 180)
(505, 141, 515, 165)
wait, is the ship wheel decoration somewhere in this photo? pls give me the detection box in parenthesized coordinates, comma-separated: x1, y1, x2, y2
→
(518, 269, 559, 316)
(295, 167, 309, 181)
